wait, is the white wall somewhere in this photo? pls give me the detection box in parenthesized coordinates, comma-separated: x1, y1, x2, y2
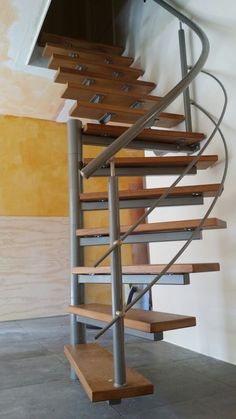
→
(117, 0, 236, 364)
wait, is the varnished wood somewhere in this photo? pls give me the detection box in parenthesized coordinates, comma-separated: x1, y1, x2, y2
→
(62, 83, 161, 110)
(40, 32, 124, 55)
(71, 102, 185, 128)
(55, 67, 156, 95)
(72, 263, 220, 275)
(68, 304, 196, 333)
(83, 155, 218, 170)
(80, 183, 222, 202)
(43, 43, 134, 66)
(76, 218, 227, 237)
(48, 54, 144, 81)
(83, 123, 206, 145)
(64, 343, 153, 402)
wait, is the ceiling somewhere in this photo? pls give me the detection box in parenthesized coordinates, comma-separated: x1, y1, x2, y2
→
(0, 0, 66, 121)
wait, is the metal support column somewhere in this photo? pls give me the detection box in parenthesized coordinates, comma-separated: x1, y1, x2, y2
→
(108, 162, 126, 387)
(179, 22, 192, 132)
(67, 119, 86, 380)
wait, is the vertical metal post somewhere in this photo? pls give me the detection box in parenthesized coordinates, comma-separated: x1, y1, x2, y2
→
(109, 161, 126, 387)
(67, 119, 86, 380)
(178, 22, 192, 132)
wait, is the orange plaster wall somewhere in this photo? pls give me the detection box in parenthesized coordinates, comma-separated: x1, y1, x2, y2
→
(0, 115, 144, 310)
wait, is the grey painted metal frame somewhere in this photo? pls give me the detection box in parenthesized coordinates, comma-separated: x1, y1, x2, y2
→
(82, 134, 197, 154)
(85, 166, 197, 177)
(78, 273, 190, 285)
(109, 171, 126, 387)
(80, 231, 202, 246)
(76, 316, 164, 341)
(179, 23, 192, 132)
(67, 119, 86, 379)
(81, 195, 203, 211)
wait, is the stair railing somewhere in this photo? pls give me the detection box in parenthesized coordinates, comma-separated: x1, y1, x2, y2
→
(80, 0, 209, 180)
(95, 68, 228, 339)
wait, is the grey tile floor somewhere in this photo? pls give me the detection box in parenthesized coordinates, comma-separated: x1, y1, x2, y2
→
(0, 315, 236, 419)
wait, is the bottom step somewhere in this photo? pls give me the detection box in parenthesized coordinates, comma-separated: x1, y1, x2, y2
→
(64, 343, 153, 402)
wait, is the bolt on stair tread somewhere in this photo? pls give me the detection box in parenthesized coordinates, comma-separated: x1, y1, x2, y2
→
(80, 183, 222, 202)
(43, 43, 134, 66)
(48, 54, 144, 81)
(68, 304, 196, 333)
(39, 32, 124, 55)
(55, 67, 156, 95)
(83, 155, 218, 170)
(70, 102, 184, 128)
(76, 218, 226, 237)
(83, 123, 206, 145)
(72, 263, 220, 275)
(64, 343, 153, 402)
(62, 83, 162, 109)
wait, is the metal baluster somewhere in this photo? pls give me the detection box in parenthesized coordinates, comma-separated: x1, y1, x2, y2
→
(67, 119, 86, 380)
(109, 161, 126, 387)
(179, 22, 192, 132)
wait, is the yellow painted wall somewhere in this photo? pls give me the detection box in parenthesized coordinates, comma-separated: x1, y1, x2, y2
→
(0, 115, 144, 318)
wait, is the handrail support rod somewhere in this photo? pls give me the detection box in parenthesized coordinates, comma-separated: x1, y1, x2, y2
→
(178, 21, 192, 132)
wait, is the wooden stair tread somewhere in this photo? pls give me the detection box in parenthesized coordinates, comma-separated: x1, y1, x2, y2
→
(83, 156, 218, 170)
(65, 344, 153, 402)
(48, 54, 144, 81)
(83, 123, 206, 146)
(80, 183, 221, 202)
(68, 304, 196, 333)
(55, 67, 156, 95)
(71, 102, 184, 128)
(40, 32, 124, 55)
(76, 218, 226, 237)
(62, 83, 161, 110)
(72, 263, 220, 275)
(43, 43, 134, 66)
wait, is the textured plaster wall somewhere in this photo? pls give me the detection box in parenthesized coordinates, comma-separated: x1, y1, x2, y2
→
(117, 0, 236, 364)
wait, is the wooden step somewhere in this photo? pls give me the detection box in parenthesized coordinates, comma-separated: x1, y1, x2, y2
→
(80, 183, 222, 203)
(68, 304, 196, 333)
(72, 263, 220, 275)
(64, 343, 153, 402)
(76, 218, 226, 238)
(40, 32, 124, 55)
(48, 54, 143, 82)
(83, 155, 218, 170)
(55, 67, 156, 95)
(62, 82, 161, 110)
(83, 123, 206, 146)
(43, 43, 134, 67)
(71, 102, 184, 128)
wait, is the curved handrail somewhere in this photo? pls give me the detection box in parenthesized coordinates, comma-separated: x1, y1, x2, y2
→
(81, 0, 209, 179)
(94, 70, 228, 340)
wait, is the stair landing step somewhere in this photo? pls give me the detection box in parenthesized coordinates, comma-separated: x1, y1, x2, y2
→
(72, 263, 220, 275)
(76, 218, 226, 238)
(71, 102, 184, 128)
(43, 43, 134, 67)
(83, 156, 218, 170)
(55, 67, 156, 95)
(80, 183, 221, 202)
(49, 54, 143, 82)
(83, 123, 206, 146)
(64, 343, 153, 402)
(39, 33, 124, 56)
(68, 304, 196, 333)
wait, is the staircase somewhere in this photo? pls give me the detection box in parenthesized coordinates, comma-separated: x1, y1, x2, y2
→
(41, 0, 227, 405)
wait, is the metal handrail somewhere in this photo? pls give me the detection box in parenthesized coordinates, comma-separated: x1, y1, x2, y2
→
(80, 0, 209, 179)
(94, 71, 228, 340)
